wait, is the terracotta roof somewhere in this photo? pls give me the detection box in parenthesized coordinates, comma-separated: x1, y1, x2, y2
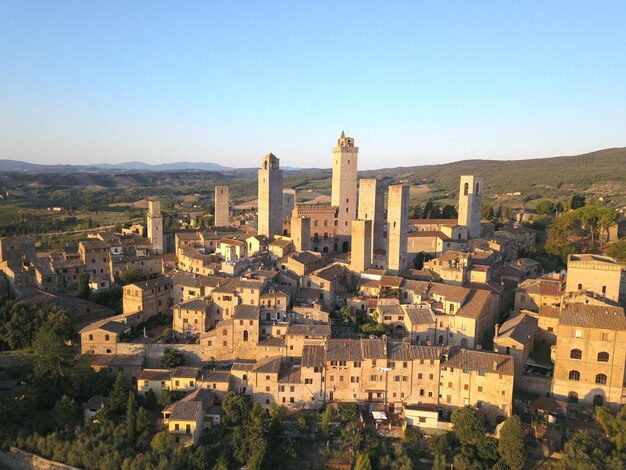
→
(360, 338, 386, 359)
(287, 324, 331, 336)
(278, 364, 302, 383)
(538, 305, 561, 319)
(173, 298, 210, 311)
(380, 275, 403, 288)
(252, 356, 282, 374)
(430, 283, 471, 304)
(172, 367, 200, 378)
(560, 304, 626, 330)
(233, 304, 260, 320)
(445, 347, 514, 376)
(231, 362, 255, 371)
(326, 339, 363, 361)
(302, 345, 326, 368)
(290, 251, 320, 265)
(139, 369, 171, 381)
(496, 314, 538, 345)
(170, 401, 203, 422)
(218, 238, 246, 247)
(404, 305, 435, 325)
(387, 342, 445, 360)
(201, 370, 231, 382)
(311, 264, 345, 282)
(128, 277, 173, 290)
(258, 336, 285, 347)
(457, 289, 492, 319)
(80, 319, 130, 335)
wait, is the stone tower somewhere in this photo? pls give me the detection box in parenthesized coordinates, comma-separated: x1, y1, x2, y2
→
(257, 153, 283, 238)
(458, 175, 483, 239)
(291, 215, 311, 252)
(358, 178, 385, 252)
(282, 189, 296, 222)
(214, 185, 230, 227)
(351, 219, 372, 273)
(331, 131, 358, 237)
(146, 198, 164, 254)
(387, 184, 409, 274)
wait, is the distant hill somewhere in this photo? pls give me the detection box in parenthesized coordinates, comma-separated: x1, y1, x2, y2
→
(0, 159, 231, 173)
(359, 147, 626, 196)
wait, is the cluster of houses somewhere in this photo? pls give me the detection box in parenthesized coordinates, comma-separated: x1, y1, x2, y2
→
(2, 133, 625, 447)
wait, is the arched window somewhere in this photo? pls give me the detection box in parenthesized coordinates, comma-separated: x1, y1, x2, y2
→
(597, 352, 609, 362)
(570, 349, 582, 359)
(568, 391, 578, 403)
(243, 330, 249, 342)
(463, 182, 469, 195)
(595, 373, 607, 384)
(222, 329, 228, 336)
(265, 375, 270, 380)
(568, 370, 580, 381)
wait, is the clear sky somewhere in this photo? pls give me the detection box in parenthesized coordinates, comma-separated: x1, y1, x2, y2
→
(1, 1, 625, 170)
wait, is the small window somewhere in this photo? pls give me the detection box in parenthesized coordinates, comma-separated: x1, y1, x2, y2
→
(570, 349, 582, 360)
(595, 374, 607, 384)
(568, 370, 580, 381)
(597, 352, 609, 362)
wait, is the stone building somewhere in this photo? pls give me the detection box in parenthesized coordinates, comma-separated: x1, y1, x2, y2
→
(458, 175, 483, 239)
(290, 215, 311, 252)
(214, 186, 230, 227)
(351, 219, 373, 273)
(146, 198, 164, 254)
(358, 178, 386, 252)
(387, 184, 409, 275)
(257, 153, 283, 238)
(565, 254, 626, 305)
(331, 131, 358, 240)
(282, 189, 296, 222)
(122, 277, 173, 321)
(551, 303, 626, 409)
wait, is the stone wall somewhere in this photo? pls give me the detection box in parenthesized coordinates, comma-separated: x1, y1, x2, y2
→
(117, 342, 204, 368)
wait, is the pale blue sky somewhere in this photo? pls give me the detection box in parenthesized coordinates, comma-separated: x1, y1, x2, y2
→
(1, 1, 625, 169)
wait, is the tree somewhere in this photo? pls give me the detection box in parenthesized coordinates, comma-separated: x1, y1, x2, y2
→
(441, 204, 458, 219)
(570, 194, 586, 210)
(126, 391, 138, 440)
(78, 272, 91, 299)
(118, 268, 144, 285)
(136, 407, 152, 436)
(608, 240, 626, 261)
(51, 395, 80, 430)
(221, 392, 251, 426)
(321, 406, 333, 437)
(536, 199, 556, 215)
(355, 451, 372, 470)
(482, 204, 494, 220)
(451, 406, 485, 447)
(109, 372, 129, 415)
(32, 328, 72, 381)
(151, 430, 173, 456)
(498, 415, 525, 470)
(160, 348, 185, 368)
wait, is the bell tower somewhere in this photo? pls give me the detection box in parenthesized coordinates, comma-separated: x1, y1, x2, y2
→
(331, 131, 358, 237)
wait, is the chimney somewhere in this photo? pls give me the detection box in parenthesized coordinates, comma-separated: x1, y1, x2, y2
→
(492, 360, 498, 371)
(494, 323, 500, 337)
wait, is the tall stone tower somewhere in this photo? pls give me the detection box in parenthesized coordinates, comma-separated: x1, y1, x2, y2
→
(351, 219, 372, 273)
(214, 185, 230, 227)
(291, 215, 311, 252)
(146, 198, 164, 254)
(358, 178, 385, 252)
(387, 184, 409, 274)
(458, 175, 483, 239)
(257, 153, 283, 238)
(331, 131, 358, 237)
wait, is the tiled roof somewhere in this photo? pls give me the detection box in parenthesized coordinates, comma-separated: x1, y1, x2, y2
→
(387, 341, 445, 361)
(560, 304, 626, 330)
(291, 251, 320, 265)
(79, 319, 130, 334)
(377, 304, 404, 316)
(172, 367, 200, 378)
(252, 356, 282, 374)
(258, 336, 285, 347)
(445, 347, 514, 376)
(287, 324, 331, 336)
(326, 339, 363, 361)
(139, 369, 171, 381)
(170, 401, 203, 422)
(457, 289, 492, 319)
(201, 370, 231, 382)
(278, 364, 302, 383)
(311, 264, 345, 282)
(430, 283, 471, 304)
(173, 298, 210, 311)
(128, 277, 173, 290)
(380, 275, 403, 288)
(233, 304, 260, 320)
(302, 345, 326, 368)
(404, 305, 435, 325)
(360, 338, 386, 359)
(496, 314, 538, 345)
